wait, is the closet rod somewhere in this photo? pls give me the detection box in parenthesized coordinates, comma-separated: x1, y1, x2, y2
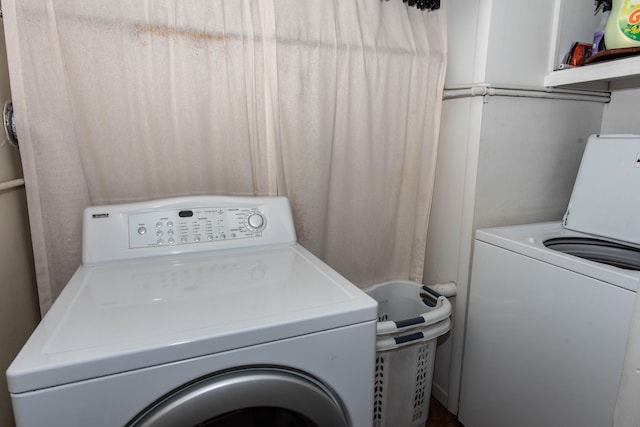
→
(0, 178, 25, 191)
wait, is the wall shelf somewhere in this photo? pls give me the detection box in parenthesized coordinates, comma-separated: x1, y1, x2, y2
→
(544, 55, 640, 87)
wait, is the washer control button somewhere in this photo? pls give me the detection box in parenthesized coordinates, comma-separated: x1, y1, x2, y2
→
(138, 227, 147, 235)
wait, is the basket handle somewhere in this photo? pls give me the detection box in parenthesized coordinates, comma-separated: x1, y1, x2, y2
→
(376, 295, 452, 335)
(393, 331, 424, 345)
(376, 318, 451, 352)
(394, 317, 425, 328)
(421, 285, 441, 307)
(391, 293, 439, 328)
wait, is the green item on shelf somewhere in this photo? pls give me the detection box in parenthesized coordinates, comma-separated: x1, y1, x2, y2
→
(605, 0, 640, 48)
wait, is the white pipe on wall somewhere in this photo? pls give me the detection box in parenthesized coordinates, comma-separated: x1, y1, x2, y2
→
(0, 178, 25, 191)
(443, 84, 611, 103)
(426, 281, 457, 298)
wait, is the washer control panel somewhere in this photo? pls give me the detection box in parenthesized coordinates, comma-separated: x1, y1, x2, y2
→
(129, 207, 267, 248)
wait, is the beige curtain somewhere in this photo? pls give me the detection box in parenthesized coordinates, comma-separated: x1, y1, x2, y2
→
(3, 0, 447, 315)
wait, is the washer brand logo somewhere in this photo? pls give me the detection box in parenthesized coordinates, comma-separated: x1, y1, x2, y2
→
(92, 213, 109, 219)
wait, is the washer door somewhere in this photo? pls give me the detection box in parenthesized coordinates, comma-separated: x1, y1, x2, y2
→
(127, 368, 350, 427)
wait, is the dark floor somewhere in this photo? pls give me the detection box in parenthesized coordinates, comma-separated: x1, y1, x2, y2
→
(425, 396, 464, 427)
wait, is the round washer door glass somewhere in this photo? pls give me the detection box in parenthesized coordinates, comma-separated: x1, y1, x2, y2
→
(127, 368, 350, 427)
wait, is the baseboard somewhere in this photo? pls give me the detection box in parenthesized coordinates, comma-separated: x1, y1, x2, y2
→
(431, 381, 448, 408)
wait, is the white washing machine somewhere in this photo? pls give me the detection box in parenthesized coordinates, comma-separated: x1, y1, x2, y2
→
(6, 196, 378, 427)
(459, 134, 640, 427)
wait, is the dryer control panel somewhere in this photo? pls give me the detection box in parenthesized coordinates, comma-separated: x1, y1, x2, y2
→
(128, 207, 266, 248)
(82, 196, 296, 265)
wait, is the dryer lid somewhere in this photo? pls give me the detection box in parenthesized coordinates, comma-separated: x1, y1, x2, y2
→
(563, 134, 640, 246)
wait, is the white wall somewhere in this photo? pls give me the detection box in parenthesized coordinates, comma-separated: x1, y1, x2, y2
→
(483, 0, 557, 86)
(423, 96, 483, 401)
(601, 88, 640, 134)
(425, 0, 609, 412)
(424, 93, 604, 410)
(0, 19, 40, 427)
(474, 97, 602, 229)
(443, 1, 484, 85)
(599, 87, 640, 427)
(444, 0, 558, 87)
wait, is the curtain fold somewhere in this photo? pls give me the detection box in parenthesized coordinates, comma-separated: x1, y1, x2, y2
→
(4, 0, 447, 314)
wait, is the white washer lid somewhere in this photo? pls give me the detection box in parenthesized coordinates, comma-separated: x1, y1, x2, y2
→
(563, 134, 640, 245)
(7, 244, 377, 394)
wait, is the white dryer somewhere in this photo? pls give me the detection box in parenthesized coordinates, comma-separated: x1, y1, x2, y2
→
(7, 196, 378, 427)
(459, 134, 640, 427)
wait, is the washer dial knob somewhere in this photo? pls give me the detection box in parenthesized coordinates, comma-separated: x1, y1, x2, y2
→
(247, 212, 266, 231)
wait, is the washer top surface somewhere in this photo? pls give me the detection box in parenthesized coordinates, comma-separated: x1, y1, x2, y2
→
(476, 222, 640, 292)
(7, 196, 377, 394)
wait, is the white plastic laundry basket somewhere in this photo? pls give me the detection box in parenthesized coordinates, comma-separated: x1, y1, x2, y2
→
(365, 281, 451, 427)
